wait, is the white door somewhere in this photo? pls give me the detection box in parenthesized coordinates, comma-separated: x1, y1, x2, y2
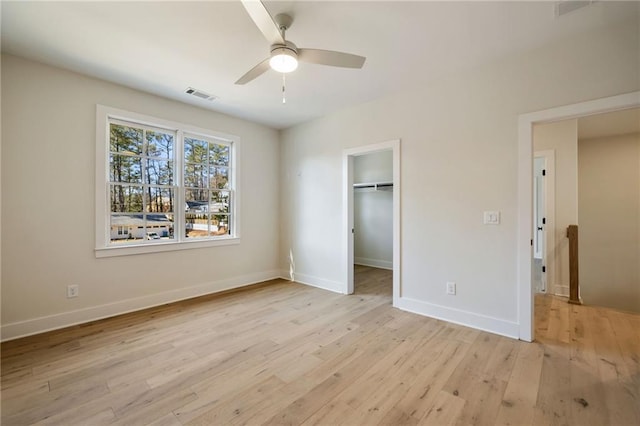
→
(533, 156, 546, 292)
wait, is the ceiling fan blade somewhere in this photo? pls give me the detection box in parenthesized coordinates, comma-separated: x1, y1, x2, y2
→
(235, 58, 271, 85)
(298, 49, 366, 69)
(240, 0, 285, 46)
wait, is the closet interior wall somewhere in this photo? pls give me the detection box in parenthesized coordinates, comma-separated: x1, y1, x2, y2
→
(353, 151, 393, 271)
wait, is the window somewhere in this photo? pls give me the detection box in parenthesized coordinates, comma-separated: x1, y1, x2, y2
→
(109, 120, 176, 245)
(184, 135, 231, 238)
(96, 105, 239, 257)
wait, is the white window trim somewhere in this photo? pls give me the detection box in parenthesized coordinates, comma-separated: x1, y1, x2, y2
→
(95, 104, 241, 258)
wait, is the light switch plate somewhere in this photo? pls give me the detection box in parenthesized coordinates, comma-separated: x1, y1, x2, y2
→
(446, 282, 456, 295)
(484, 211, 500, 225)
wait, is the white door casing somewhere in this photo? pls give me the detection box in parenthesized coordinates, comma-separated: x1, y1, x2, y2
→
(518, 91, 640, 342)
(343, 140, 401, 304)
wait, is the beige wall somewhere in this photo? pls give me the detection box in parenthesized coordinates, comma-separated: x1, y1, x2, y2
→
(280, 18, 639, 336)
(533, 120, 578, 296)
(1, 55, 281, 339)
(578, 133, 640, 313)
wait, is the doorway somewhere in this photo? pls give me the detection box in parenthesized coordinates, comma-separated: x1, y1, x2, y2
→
(517, 91, 640, 342)
(343, 140, 400, 305)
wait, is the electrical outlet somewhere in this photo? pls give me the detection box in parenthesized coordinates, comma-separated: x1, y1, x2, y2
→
(446, 282, 456, 295)
(67, 285, 79, 298)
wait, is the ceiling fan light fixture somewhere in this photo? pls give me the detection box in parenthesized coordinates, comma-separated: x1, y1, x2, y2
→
(269, 47, 298, 73)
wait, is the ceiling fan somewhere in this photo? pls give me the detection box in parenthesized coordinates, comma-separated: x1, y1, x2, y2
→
(235, 0, 366, 85)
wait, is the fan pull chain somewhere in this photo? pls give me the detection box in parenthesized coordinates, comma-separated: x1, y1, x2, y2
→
(282, 73, 286, 104)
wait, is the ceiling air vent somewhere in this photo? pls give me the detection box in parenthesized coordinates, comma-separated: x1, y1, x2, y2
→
(555, 1, 597, 17)
(185, 87, 216, 101)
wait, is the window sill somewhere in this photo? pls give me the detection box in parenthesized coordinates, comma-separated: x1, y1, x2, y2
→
(95, 236, 240, 258)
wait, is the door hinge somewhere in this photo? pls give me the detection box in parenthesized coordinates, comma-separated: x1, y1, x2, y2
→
(542, 266, 546, 273)
(531, 239, 533, 246)
(542, 169, 546, 176)
(542, 217, 546, 225)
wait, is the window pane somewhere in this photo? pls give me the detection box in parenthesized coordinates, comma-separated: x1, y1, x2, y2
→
(110, 124, 143, 155)
(185, 212, 209, 239)
(184, 137, 208, 164)
(110, 214, 144, 243)
(146, 214, 174, 240)
(147, 187, 174, 213)
(212, 214, 231, 236)
(184, 163, 207, 188)
(110, 185, 144, 212)
(210, 191, 230, 213)
(185, 189, 209, 212)
(209, 167, 229, 189)
(146, 159, 173, 185)
(110, 155, 142, 183)
(209, 143, 230, 166)
(146, 131, 174, 159)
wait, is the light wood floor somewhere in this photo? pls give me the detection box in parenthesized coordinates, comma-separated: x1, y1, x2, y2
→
(1, 266, 638, 425)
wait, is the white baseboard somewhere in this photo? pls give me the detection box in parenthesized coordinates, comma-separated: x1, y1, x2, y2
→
(281, 272, 518, 338)
(553, 284, 570, 297)
(354, 257, 392, 270)
(280, 270, 344, 294)
(394, 296, 519, 339)
(1, 270, 282, 342)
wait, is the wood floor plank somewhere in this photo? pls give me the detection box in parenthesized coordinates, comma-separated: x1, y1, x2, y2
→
(386, 337, 470, 422)
(441, 332, 514, 426)
(493, 341, 544, 426)
(0, 378, 50, 401)
(1, 269, 638, 426)
(299, 401, 354, 426)
(107, 348, 198, 391)
(419, 389, 466, 426)
(377, 406, 420, 426)
(1, 380, 110, 425)
(184, 374, 287, 425)
(589, 307, 640, 425)
(33, 407, 116, 426)
(331, 320, 442, 422)
(232, 379, 318, 426)
(145, 413, 182, 426)
(607, 310, 640, 379)
(567, 302, 609, 426)
(532, 296, 575, 424)
(262, 318, 427, 425)
(145, 350, 228, 389)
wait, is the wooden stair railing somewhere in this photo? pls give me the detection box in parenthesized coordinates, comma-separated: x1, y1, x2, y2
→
(567, 224, 581, 305)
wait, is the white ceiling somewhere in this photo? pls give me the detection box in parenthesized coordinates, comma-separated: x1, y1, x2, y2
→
(2, 1, 638, 129)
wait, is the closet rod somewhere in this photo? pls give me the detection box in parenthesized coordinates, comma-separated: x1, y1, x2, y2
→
(353, 182, 393, 190)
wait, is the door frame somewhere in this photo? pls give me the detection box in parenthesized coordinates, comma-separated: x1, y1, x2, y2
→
(517, 91, 640, 342)
(533, 149, 555, 292)
(343, 139, 401, 304)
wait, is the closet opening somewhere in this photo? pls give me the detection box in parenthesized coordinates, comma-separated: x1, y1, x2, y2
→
(343, 140, 400, 306)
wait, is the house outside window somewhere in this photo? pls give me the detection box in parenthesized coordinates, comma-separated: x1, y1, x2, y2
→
(95, 105, 240, 257)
